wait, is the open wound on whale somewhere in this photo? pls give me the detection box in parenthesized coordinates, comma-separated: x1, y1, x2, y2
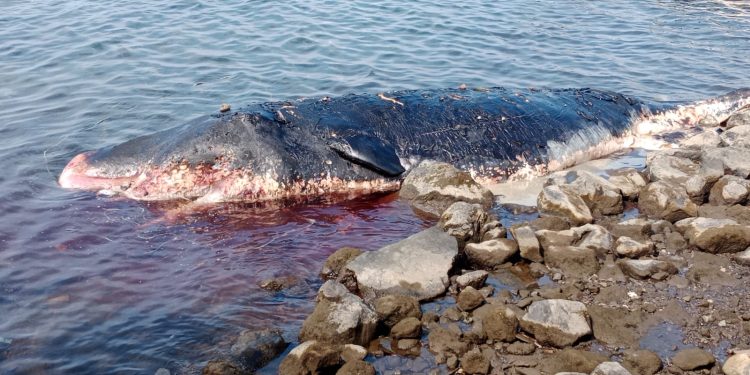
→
(59, 87, 750, 204)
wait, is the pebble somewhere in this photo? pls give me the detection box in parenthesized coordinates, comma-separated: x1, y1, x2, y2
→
(219, 103, 231, 112)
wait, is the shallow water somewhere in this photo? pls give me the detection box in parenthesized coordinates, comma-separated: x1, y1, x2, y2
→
(1, 0, 749, 373)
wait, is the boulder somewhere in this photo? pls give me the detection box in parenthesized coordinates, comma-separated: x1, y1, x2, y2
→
(519, 299, 591, 348)
(686, 251, 738, 287)
(460, 348, 491, 375)
(592, 362, 632, 375)
(723, 350, 750, 375)
(675, 217, 750, 253)
(340, 344, 367, 362)
(621, 349, 662, 375)
(464, 239, 518, 270)
(299, 281, 378, 346)
(400, 161, 494, 218)
(671, 348, 715, 371)
(545, 170, 623, 214)
(698, 204, 750, 225)
(320, 247, 363, 281)
(608, 168, 648, 200)
(230, 328, 287, 371)
(456, 286, 484, 311)
(472, 304, 518, 342)
(537, 185, 593, 225)
(726, 107, 750, 129)
(428, 325, 470, 358)
(734, 247, 750, 266)
(336, 360, 375, 375)
(455, 270, 488, 290)
(279, 341, 342, 375)
(702, 147, 750, 178)
(588, 305, 645, 347)
(682, 130, 723, 148)
(638, 181, 698, 222)
(202, 360, 241, 375)
(708, 175, 749, 206)
(347, 227, 458, 300)
(617, 259, 677, 280)
(615, 236, 654, 258)
(372, 294, 421, 328)
(721, 125, 750, 148)
(439, 202, 488, 243)
(511, 226, 543, 262)
(480, 220, 507, 241)
(390, 317, 422, 339)
(571, 224, 614, 256)
(610, 218, 654, 241)
(544, 246, 600, 277)
(646, 152, 699, 184)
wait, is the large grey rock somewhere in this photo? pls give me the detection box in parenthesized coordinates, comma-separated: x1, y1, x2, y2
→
(511, 225, 543, 262)
(721, 125, 750, 148)
(646, 152, 699, 184)
(675, 217, 750, 253)
(279, 341, 342, 375)
(708, 175, 750, 206)
(702, 147, 750, 178)
(608, 168, 648, 200)
(545, 170, 623, 215)
(671, 348, 715, 371)
(723, 350, 750, 375)
(299, 281, 378, 346)
(726, 107, 750, 129)
(617, 259, 677, 279)
(537, 185, 593, 225)
(615, 236, 654, 258)
(400, 161, 494, 218)
(638, 181, 698, 222)
(682, 130, 723, 148)
(347, 227, 458, 301)
(439, 202, 488, 243)
(571, 224, 613, 256)
(230, 328, 287, 371)
(464, 239, 518, 270)
(592, 362, 632, 375)
(455, 270, 489, 289)
(610, 218, 655, 241)
(544, 245, 600, 277)
(519, 299, 591, 348)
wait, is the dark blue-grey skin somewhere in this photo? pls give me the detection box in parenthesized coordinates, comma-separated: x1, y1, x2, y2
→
(58, 87, 749, 203)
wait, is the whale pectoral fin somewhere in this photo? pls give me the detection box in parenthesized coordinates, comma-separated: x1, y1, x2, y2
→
(328, 135, 406, 177)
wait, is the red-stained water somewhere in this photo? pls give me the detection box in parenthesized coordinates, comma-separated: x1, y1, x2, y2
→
(0, 190, 428, 374)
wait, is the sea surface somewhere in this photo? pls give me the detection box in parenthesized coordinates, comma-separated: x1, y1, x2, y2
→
(1, 0, 749, 373)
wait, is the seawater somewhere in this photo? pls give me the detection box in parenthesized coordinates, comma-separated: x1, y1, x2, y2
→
(0, 0, 749, 373)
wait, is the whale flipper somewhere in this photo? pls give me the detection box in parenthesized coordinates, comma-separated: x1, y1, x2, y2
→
(328, 134, 405, 177)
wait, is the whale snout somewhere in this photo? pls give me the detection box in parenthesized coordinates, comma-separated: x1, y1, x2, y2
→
(59, 152, 137, 191)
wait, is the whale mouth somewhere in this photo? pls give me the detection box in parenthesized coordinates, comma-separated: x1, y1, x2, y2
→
(58, 152, 138, 192)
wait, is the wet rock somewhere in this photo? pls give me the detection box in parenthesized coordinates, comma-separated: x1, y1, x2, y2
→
(400, 161, 493, 218)
(682, 129, 723, 148)
(610, 218, 654, 241)
(671, 348, 715, 371)
(544, 246, 600, 277)
(428, 325, 470, 358)
(457, 286, 484, 311)
(617, 259, 677, 280)
(615, 236, 654, 258)
(336, 360, 375, 375)
(536, 229, 578, 251)
(539, 348, 608, 374)
(709, 175, 750, 205)
(726, 107, 750, 129)
(390, 317, 421, 339)
(686, 251, 738, 286)
(465, 239, 518, 270)
(572, 224, 614, 256)
(511, 226, 542, 262)
(455, 270, 489, 289)
(202, 360, 240, 375)
(506, 341, 536, 355)
(480, 220, 507, 242)
(545, 170, 623, 215)
(230, 328, 287, 371)
(721, 125, 750, 148)
(279, 341, 342, 375)
(472, 304, 518, 342)
(608, 168, 648, 200)
(646, 152, 699, 184)
(723, 350, 750, 375)
(439, 202, 488, 244)
(340, 344, 367, 362)
(622, 349, 662, 375)
(299, 281, 378, 346)
(702, 147, 750, 178)
(639, 181, 698, 222)
(734, 247, 750, 266)
(372, 294, 421, 328)
(675, 217, 750, 253)
(321, 247, 363, 281)
(460, 348, 491, 375)
(537, 185, 593, 225)
(519, 299, 591, 348)
(259, 276, 299, 292)
(347, 226, 458, 301)
(588, 305, 644, 347)
(592, 362, 631, 375)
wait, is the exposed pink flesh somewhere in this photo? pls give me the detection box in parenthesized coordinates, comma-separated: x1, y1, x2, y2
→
(58, 152, 135, 191)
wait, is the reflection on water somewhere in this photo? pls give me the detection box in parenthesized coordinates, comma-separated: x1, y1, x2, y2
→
(0, 0, 749, 373)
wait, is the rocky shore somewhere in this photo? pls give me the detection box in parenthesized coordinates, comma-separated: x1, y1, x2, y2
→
(204, 107, 750, 374)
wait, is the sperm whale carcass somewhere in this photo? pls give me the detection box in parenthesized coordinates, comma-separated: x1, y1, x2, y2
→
(58, 87, 750, 203)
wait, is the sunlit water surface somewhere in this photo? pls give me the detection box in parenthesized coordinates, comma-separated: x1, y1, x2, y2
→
(1, 0, 749, 373)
